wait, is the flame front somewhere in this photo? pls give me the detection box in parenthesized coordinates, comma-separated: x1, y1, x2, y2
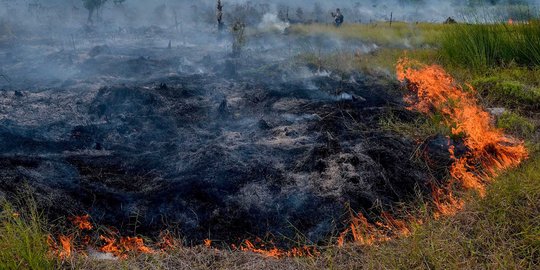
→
(338, 58, 528, 247)
(396, 57, 528, 198)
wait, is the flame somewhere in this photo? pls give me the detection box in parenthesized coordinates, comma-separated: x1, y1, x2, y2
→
(397, 57, 527, 197)
(158, 233, 177, 251)
(236, 238, 319, 258)
(337, 212, 412, 247)
(99, 235, 154, 258)
(338, 58, 528, 247)
(48, 235, 73, 259)
(69, 214, 93, 231)
(203, 239, 212, 248)
(120, 237, 154, 254)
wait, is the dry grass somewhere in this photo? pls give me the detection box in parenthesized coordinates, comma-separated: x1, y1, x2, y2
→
(289, 22, 448, 48)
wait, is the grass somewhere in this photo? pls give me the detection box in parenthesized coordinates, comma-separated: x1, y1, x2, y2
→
(0, 198, 55, 270)
(497, 111, 537, 138)
(289, 22, 448, 48)
(440, 21, 540, 70)
(363, 155, 540, 269)
(472, 76, 540, 109)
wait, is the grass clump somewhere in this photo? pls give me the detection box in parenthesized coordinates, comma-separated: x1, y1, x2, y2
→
(0, 199, 55, 270)
(472, 76, 540, 109)
(440, 21, 540, 70)
(497, 111, 536, 138)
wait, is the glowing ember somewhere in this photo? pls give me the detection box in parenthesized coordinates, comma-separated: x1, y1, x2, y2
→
(69, 214, 93, 231)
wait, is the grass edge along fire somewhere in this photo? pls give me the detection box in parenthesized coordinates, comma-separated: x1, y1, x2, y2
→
(47, 58, 528, 259)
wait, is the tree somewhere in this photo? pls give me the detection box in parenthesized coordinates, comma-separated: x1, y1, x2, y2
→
(296, 7, 304, 21)
(82, 0, 108, 23)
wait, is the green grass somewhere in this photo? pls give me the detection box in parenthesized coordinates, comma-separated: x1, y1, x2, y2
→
(440, 21, 540, 70)
(472, 76, 540, 109)
(0, 199, 55, 270)
(497, 111, 537, 138)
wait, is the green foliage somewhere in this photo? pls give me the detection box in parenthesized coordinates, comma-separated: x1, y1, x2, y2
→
(0, 199, 55, 270)
(472, 76, 540, 108)
(497, 111, 536, 137)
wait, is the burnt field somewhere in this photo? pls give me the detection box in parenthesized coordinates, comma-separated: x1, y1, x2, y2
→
(0, 24, 448, 248)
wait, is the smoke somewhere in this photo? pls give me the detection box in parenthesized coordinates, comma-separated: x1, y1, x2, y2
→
(258, 13, 289, 33)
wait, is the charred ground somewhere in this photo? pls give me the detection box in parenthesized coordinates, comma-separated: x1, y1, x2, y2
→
(0, 24, 448, 247)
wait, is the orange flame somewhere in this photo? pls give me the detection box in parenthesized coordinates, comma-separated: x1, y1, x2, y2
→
(48, 235, 73, 259)
(338, 58, 528, 247)
(397, 58, 527, 196)
(203, 239, 212, 248)
(99, 235, 154, 258)
(69, 214, 93, 231)
(236, 238, 319, 258)
(120, 237, 154, 254)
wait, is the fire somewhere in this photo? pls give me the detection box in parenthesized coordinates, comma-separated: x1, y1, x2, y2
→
(337, 212, 412, 247)
(100, 235, 122, 258)
(120, 237, 154, 254)
(337, 58, 528, 247)
(48, 234, 73, 259)
(397, 57, 527, 197)
(99, 235, 154, 258)
(69, 214, 93, 231)
(236, 239, 319, 258)
(46, 58, 528, 257)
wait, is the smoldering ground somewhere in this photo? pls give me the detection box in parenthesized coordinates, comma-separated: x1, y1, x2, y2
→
(0, 0, 524, 247)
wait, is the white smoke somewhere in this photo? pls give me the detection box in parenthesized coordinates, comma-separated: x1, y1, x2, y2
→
(258, 13, 290, 33)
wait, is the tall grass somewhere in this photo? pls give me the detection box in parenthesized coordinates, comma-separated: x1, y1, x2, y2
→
(441, 20, 540, 69)
(0, 199, 55, 270)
